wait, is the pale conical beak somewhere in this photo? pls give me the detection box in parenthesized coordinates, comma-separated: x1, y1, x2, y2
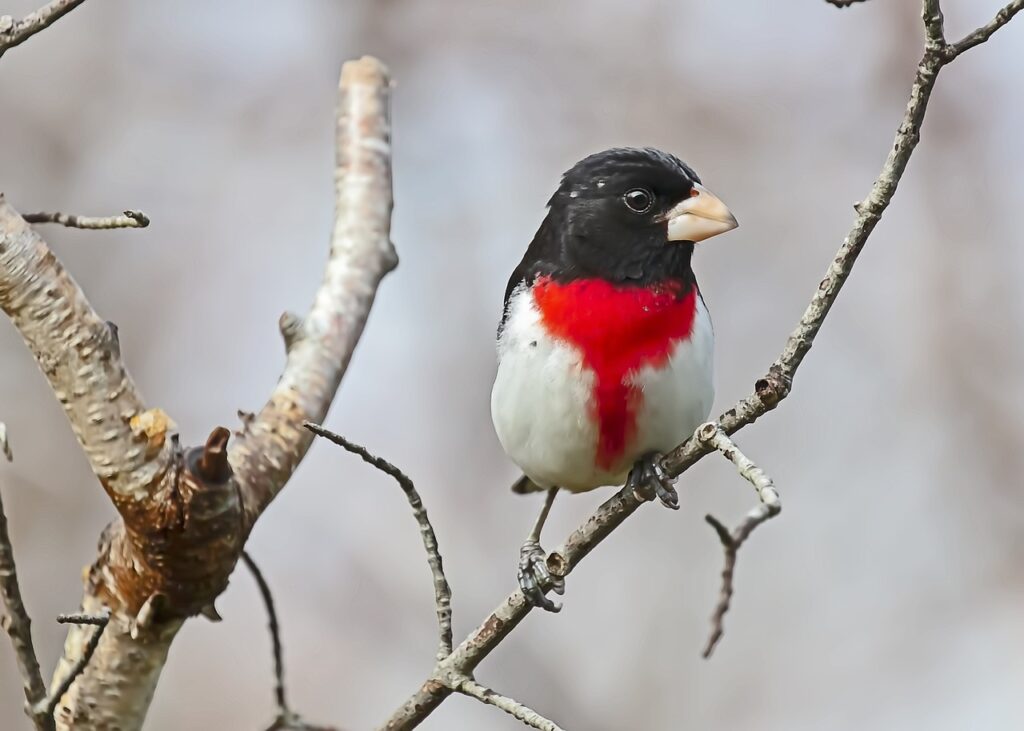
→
(665, 183, 738, 243)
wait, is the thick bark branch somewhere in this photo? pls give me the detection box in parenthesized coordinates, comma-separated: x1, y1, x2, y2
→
(0, 199, 173, 503)
(379, 2, 1022, 727)
(230, 57, 398, 527)
(1, 57, 394, 731)
(0, 0, 86, 58)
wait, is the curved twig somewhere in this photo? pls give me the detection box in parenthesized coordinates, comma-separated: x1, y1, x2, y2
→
(305, 422, 453, 662)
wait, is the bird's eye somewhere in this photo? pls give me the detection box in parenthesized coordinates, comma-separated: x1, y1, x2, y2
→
(623, 188, 654, 214)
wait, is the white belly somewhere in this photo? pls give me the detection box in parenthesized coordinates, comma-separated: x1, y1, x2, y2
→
(490, 285, 714, 492)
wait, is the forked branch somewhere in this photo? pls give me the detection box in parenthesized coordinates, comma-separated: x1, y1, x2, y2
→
(379, 2, 1024, 727)
(696, 424, 781, 658)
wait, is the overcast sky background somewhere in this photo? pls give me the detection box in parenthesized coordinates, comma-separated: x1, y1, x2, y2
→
(1, 1, 1022, 729)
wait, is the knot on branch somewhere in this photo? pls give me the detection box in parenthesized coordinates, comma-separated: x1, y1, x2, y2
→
(754, 369, 791, 408)
(129, 408, 176, 460)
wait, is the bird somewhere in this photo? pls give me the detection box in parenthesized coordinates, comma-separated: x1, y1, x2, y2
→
(490, 147, 737, 611)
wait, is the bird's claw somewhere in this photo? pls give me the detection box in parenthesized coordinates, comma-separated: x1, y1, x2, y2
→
(628, 452, 680, 510)
(518, 540, 565, 613)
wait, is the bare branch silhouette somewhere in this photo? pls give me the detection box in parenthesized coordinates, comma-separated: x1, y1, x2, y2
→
(379, 2, 1024, 727)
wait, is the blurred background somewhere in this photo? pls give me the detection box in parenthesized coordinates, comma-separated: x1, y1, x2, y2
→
(1, 1, 1022, 729)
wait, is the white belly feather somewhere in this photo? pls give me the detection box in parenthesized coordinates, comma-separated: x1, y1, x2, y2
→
(491, 285, 714, 492)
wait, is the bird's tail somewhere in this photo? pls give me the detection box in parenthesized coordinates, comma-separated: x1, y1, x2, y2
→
(511, 474, 547, 494)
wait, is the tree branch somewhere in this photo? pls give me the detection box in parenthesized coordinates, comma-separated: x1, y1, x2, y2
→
(1, 57, 395, 731)
(22, 210, 150, 230)
(379, 2, 1023, 727)
(0, 426, 51, 731)
(695, 424, 781, 658)
(241, 551, 291, 725)
(948, 0, 1024, 57)
(36, 613, 110, 720)
(229, 57, 398, 528)
(453, 677, 565, 731)
(0, 200, 173, 502)
(0, 0, 86, 58)
(305, 423, 453, 662)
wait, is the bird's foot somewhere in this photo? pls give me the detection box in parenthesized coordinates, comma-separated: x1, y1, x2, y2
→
(518, 539, 565, 613)
(627, 452, 680, 510)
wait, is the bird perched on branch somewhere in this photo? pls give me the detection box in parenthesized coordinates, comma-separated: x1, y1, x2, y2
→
(491, 147, 737, 611)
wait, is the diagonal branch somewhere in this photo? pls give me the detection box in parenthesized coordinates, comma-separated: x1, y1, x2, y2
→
(452, 676, 565, 731)
(0, 200, 173, 502)
(23, 210, 150, 230)
(379, 2, 1023, 727)
(0, 0, 86, 58)
(36, 613, 110, 720)
(948, 0, 1024, 57)
(229, 57, 398, 527)
(305, 422, 453, 662)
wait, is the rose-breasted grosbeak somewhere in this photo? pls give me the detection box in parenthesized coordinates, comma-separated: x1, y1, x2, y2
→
(491, 147, 737, 611)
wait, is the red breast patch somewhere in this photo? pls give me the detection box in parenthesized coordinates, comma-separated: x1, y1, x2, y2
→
(532, 276, 698, 470)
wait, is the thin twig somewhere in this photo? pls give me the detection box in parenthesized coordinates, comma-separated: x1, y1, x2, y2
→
(305, 422, 453, 662)
(379, 2, 1024, 727)
(696, 424, 781, 658)
(948, 0, 1024, 57)
(241, 551, 290, 721)
(35, 612, 110, 719)
(701, 507, 779, 659)
(0, 0, 86, 58)
(0, 426, 51, 731)
(22, 210, 150, 230)
(453, 676, 566, 731)
(56, 613, 109, 626)
(696, 423, 781, 510)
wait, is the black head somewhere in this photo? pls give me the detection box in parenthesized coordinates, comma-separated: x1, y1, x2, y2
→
(505, 147, 737, 303)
